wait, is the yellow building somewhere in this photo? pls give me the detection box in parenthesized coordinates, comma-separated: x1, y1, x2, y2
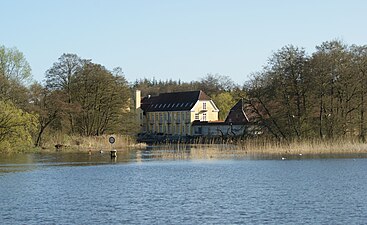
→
(134, 90, 219, 136)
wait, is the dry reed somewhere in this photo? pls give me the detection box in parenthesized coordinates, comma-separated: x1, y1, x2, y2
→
(237, 138, 367, 155)
(40, 134, 146, 152)
(142, 138, 367, 160)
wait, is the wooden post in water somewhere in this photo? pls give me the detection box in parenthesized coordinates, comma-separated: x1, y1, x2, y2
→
(109, 136, 117, 158)
(110, 149, 117, 158)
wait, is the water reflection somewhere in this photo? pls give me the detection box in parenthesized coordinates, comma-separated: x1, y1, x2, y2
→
(140, 144, 367, 161)
(1, 145, 367, 174)
(0, 151, 131, 174)
(0, 154, 38, 174)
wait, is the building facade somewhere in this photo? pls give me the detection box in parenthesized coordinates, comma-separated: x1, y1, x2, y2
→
(135, 90, 219, 136)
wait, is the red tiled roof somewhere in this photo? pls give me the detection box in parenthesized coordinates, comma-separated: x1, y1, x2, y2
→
(141, 90, 211, 112)
(224, 99, 248, 124)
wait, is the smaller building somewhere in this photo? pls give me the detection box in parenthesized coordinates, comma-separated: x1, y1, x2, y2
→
(191, 99, 261, 138)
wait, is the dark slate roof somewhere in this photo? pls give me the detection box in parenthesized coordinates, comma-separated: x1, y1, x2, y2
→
(141, 90, 211, 112)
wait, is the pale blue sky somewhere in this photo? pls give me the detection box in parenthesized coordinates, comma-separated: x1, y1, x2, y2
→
(1, 0, 366, 85)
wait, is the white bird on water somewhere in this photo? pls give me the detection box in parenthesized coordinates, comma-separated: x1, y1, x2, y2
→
(281, 157, 286, 160)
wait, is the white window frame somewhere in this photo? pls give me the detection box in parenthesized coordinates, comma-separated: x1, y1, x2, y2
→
(195, 113, 199, 120)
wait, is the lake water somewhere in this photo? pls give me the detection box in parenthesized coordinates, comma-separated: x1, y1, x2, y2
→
(1, 148, 367, 224)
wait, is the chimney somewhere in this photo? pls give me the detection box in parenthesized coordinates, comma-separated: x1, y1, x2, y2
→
(135, 90, 141, 109)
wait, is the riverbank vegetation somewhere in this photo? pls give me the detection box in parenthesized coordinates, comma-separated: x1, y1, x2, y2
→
(1, 40, 367, 153)
(38, 134, 145, 153)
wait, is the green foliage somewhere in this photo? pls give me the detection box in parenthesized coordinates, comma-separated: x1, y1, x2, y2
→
(132, 78, 199, 96)
(0, 101, 38, 152)
(132, 73, 240, 98)
(0, 45, 37, 152)
(0, 45, 32, 107)
(0, 45, 32, 84)
(212, 92, 236, 120)
(5, 40, 367, 149)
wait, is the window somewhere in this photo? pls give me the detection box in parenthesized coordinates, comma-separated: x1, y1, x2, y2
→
(195, 113, 199, 120)
(203, 113, 207, 121)
(203, 102, 207, 110)
(195, 127, 202, 134)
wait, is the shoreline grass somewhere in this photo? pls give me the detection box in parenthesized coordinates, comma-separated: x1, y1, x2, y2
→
(38, 134, 146, 153)
(237, 138, 367, 155)
(7, 135, 367, 156)
(145, 138, 367, 160)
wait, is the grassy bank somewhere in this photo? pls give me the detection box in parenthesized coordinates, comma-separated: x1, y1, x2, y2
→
(187, 139, 367, 155)
(157, 139, 367, 155)
(11, 134, 367, 156)
(237, 138, 367, 155)
(39, 134, 146, 152)
(120, 138, 367, 161)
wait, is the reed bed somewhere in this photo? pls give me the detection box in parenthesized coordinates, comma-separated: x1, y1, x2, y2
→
(143, 138, 367, 160)
(40, 132, 367, 158)
(168, 137, 367, 154)
(237, 138, 367, 155)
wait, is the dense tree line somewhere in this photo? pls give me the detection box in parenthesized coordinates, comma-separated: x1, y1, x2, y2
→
(1, 46, 36, 152)
(246, 40, 367, 141)
(39, 54, 131, 143)
(1, 48, 131, 151)
(1, 39, 367, 152)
